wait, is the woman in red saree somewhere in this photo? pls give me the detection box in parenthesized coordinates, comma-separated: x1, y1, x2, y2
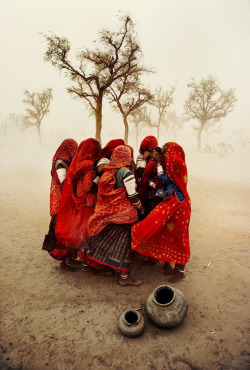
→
(53, 138, 101, 266)
(80, 145, 143, 286)
(132, 142, 191, 279)
(42, 138, 78, 256)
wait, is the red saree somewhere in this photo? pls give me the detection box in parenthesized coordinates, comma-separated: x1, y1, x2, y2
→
(54, 138, 101, 251)
(100, 139, 125, 159)
(87, 145, 138, 238)
(132, 142, 191, 265)
(139, 136, 158, 153)
(50, 139, 78, 217)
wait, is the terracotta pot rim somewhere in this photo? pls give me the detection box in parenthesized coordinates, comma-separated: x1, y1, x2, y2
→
(153, 285, 175, 306)
(122, 309, 140, 326)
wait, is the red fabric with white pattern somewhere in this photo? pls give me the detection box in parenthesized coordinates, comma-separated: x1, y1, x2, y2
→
(50, 139, 78, 217)
(55, 138, 100, 249)
(131, 142, 191, 265)
(87, 145, 138, 238)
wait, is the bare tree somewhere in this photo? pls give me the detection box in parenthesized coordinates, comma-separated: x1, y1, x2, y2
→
(162, 110, 185, 140)
(7, 113, 26, 135)
(22, 88, 53, 143)
(130, 106, 150, 148)
(43, 16, 148, 143)
(184, 76, 236, 151)
(108, 76, 153, 143)
(1, 122, 9, 142)
(150, 86, 175, 141)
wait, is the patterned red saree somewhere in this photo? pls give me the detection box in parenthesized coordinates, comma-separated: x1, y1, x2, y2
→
(54, 138, 100, 251)
(50, 138, 78, 217)
(132, 142, 191, 265)
(87, 145, 138, 238)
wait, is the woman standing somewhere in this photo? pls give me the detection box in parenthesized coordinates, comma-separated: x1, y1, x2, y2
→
(131, 142, 191, 279)
(81, 145, 143, 286)
(42, 138, 78, 259)
(54, 138, 101, 262)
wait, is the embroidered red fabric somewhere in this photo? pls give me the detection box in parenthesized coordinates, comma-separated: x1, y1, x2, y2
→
(132, 142, 191, 265)
(50, 139, 78, 217)
(87, 145, 138, 238)
(55, 138, 101, 250)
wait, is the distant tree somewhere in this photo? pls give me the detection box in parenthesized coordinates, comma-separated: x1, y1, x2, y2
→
(184, 76, 236, 151)
(162, 110, 185, 140)
(108, 76, 153, 143)
(43, 16, 149, 143)
(130, 106, 149, 148)
(7, 113, 26, 136)
(1, 122, 9, 142)
(22, 88, 53, 143)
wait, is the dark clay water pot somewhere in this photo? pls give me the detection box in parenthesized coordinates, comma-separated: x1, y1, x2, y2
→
(118, 309, 145, 338)
(146, 285, 188, 328)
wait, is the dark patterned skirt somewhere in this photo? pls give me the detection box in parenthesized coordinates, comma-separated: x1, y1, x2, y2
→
(82, 223, 132, 272)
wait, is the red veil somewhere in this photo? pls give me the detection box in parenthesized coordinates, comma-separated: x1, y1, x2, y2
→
(55, 138, 101, 250)
(50, 138, 78, 217)
(139, 136, 158, 154)
(132, 142, 191, 265)
(87, 145, 138, 238)
(100, 139, 125, 159)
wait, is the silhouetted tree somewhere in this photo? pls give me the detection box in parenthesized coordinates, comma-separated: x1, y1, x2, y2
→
(184, 76, 236, 151)
(8, 114, 26, 135)
(162, 110, 185, 140)
(1, 122, 9, 142)
(130, 106, 149, 148)
(44, 16, 148, 143)
(22, 88, 53, 143)
(150, 86, 175, 140)
(108, 76, 153, 143)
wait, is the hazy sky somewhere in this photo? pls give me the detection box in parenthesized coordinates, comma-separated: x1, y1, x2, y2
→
(0, 0, 249, 146)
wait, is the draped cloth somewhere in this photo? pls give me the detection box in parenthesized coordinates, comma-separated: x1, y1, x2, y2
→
(100, 139, 125, 159)
(54, 138, 101, 251)
(87, 145, 138, 238)
(139, 136, 158, 154)
(50, 139, 78, 217)
(131, 142, 191, 265)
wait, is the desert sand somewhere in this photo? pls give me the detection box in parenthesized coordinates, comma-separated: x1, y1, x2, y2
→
(0, 143, 249, 370)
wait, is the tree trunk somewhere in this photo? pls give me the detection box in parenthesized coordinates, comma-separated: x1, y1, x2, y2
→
(37, 123, 41, 144)
(157, 123, 160, 142)
(123, 115, 129, 144)
(136, 123, 139, 149)
(197, 125, 204, 152)
(95, 97, 103, 144)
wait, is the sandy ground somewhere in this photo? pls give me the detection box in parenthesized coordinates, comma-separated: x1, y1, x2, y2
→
(0, 146, 250, 370)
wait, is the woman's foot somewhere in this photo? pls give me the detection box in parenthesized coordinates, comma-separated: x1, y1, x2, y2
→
(163, 262, 175, 276)
(65, 257, 83, 269)
(58, 261, 77, 272)
(118, 274, 142, 286)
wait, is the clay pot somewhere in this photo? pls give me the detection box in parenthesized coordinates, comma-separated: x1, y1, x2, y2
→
(146, 285, 188, 328)
(118, 309, 145, 337)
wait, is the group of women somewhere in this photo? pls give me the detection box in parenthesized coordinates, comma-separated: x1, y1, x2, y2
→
(42, 135, 191, 286)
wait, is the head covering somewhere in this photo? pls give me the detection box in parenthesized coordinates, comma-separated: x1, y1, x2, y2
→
(100, 139, 125, 159)
(104, 145, 132, 171)
(50, 138, 78, 216)
(55, 138, 101, 248)
(165, 142, 190, 203)
(51, 138, 78, 183)
(87, 145, 138, 237)
(68, 138, 101, 179)
(139, 136, 158, 154)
